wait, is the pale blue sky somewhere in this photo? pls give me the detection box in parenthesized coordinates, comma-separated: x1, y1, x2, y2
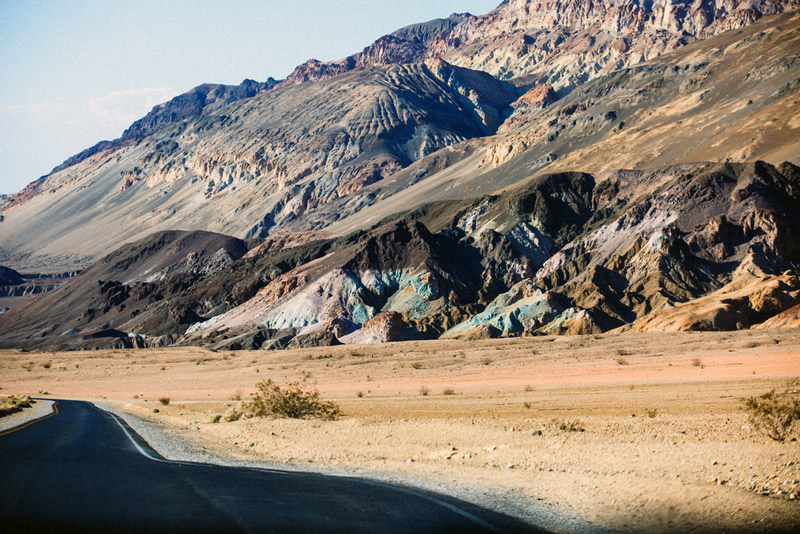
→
(0, 0, 500, 194)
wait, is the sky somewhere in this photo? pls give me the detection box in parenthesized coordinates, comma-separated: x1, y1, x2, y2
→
(0, 0, 500, 195)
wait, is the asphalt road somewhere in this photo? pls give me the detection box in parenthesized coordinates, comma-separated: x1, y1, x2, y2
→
(0, 400, 545, 533)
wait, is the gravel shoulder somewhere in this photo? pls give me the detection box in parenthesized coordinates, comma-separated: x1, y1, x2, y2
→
(96, 401, 599, 534)
(0, 399, 55, 433)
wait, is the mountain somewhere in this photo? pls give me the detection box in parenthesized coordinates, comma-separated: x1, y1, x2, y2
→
(1, 3, 799, 348)
(285, 0, 799, 91)
(2, 1, 797, 272)
(3, 79, 277, 214)
(283, 7, 800, 235)
(0, 60, 516, 272)
(0, 231, 249, 348)
(3, 156, 797, 350)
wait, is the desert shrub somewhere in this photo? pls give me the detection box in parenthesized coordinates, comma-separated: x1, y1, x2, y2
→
(224, 408, 242, 422)
(692, 358, 703, 367)
(42, 362, 51, 369)
(481, 357, 493, 366)
(645, 408, 658, 418)
(158, 397, 170, 406)
(553, 419, 585, 432)
(743, 381, 800, 442)
(246, 379, 340, 420)
(1, 395, 33, 417)
(443, 388, 455, 396)
(616, 357, 628, 365)
(210, 414, 222, 424)
(10, 395, 32, 408)
(411, 362, 423, 369)
(419, 385, 430, 396)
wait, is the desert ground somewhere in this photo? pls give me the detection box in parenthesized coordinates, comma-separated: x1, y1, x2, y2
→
(2, 329, 799, 533)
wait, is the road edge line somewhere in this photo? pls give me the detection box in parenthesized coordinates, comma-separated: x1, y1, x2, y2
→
(94, 402, 505, 532)
(99, 406, 171, 463)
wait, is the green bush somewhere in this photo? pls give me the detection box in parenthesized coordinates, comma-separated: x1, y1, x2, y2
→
(1, 395, 33, 417)
(10, 397, 32, 408)
(246, 379, 340, 420)
(743, 381, 800, 442)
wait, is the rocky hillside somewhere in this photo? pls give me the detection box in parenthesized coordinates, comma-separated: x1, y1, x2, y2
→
(3, 79, 278, 213)
(0, 231, 250, 349)
(2, 158, 798, 350)
(0, 60, 516, 271)
(286, 9, 800, 236)
(0, 4, 799, 348)
(285, 0, 799, 91)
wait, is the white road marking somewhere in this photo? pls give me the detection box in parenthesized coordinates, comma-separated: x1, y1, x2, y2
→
(94, 403, 503, 532)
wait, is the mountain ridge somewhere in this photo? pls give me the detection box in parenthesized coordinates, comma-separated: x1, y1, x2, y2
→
(283, 0, 799, 90)
(6, 0, 797, 206)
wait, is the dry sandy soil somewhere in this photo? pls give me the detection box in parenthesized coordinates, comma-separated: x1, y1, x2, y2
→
(2, 329, 800, 533)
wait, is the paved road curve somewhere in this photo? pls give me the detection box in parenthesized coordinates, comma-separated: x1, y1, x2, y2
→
(0, 400, 545, 533)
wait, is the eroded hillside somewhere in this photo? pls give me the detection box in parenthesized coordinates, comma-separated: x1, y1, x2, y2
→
(0, 4, 798, 348)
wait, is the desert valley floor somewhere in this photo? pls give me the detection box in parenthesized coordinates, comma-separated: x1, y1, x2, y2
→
(2, 329, 799, 533)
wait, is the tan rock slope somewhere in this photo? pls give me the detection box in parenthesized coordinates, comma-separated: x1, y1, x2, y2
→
(286, 0, 799, 91)
(0, 61, 515, 271)
(315, 8, 800, 236)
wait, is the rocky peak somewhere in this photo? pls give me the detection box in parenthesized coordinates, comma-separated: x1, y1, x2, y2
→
(283, 0, 798, 92)
(121, 78, 278, 141)
(344, 219, 439, 272)
(282, 14, 475, 87)
(492, 0, 793, 33)
(33, 78, 279, 183)
(0, 266, 24, 286)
